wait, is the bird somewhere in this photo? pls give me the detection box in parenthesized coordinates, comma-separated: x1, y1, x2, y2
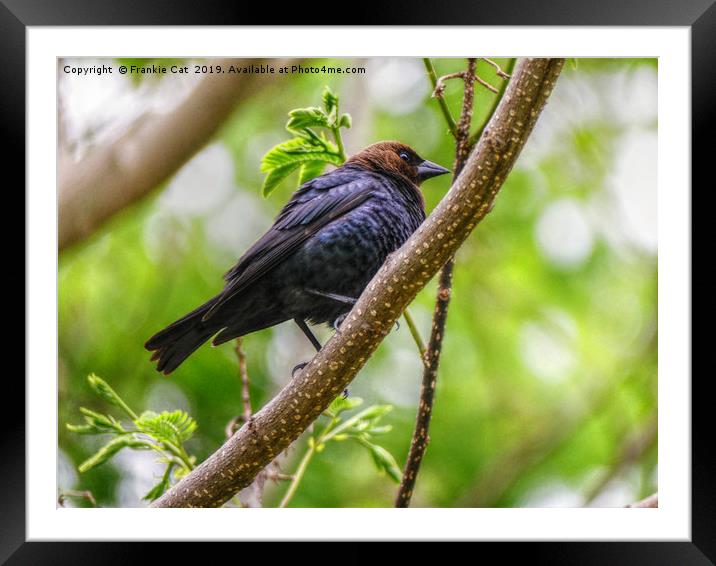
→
(145, 141, 450, 375)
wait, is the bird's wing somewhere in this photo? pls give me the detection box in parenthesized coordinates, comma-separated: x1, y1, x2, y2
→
(203, 167, 380, 321)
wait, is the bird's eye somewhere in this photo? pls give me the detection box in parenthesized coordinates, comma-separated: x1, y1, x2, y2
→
(399, 152, 409, 161)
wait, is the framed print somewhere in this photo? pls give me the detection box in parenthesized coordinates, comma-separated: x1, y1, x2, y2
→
(8, 0, 709, 561)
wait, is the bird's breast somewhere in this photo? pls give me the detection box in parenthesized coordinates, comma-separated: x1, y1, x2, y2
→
(280, 193, 424, 324)
(300, 197, 421, 287)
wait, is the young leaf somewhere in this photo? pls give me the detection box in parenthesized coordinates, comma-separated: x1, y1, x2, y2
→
(67, 407, 125, 434)
(262, 163, 302, 197)
(364, 441, 402, 483)
(87, 374, 122, 408)
(78, 437, 151, 473)
(327, 396, 363, 417)
(261, 137, 343, 196)
(86, 373, 137, 419)
(366, 425, 393, 435)
(338, 113, 352, 129)
(286, 107, 330, 132)
(66, 423, 97, 435)
(261, 138, 342, 171)
(298, 161, 327, 185)
(354, 404, 393, 421)
(135, 410, 197, 446)
(322, 86, 339, 114)
(326, 105, 338, 128)
(143, 465, 174, 501)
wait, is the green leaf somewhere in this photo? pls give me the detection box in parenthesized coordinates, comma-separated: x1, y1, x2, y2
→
(355, 404, 393, 421)
(135, 410, 197, 446)
(298, 161, 327, 185)
(143, 465, 174, 501)
(338, 113, 352, 129)
(261, 137, 343, 196)
(286, 107, 330, 132)
(78, 437, 151, 473)
(326, 105, 338, 128)
(66, 423, 97, 435)
(328, 396, 363, 417)
(261, 138, 342, 172)
(87, 374, 123, 408)
(364, 441, 402, 483)
(366, 425, 393, 435)
(262, 162, 302, 197)
(322, 86, 339, 114)
(86, 373, 137, 419)
(66, 407, 125, 435)
(260, 138, 315, 171)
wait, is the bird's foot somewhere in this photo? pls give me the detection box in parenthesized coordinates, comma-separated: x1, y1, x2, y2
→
(394, 319, 400, 332)
(333, 313, 348, 331)
(292, 361, 309, 377)
(342, 388, 350, 398)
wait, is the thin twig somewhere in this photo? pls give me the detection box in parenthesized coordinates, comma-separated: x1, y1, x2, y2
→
(278, 442, 316, 508)
(266, 472, 294, 482)
(403, 307, 428, 362)
(395, 58, 478, 508)
(481, 58, 512, 79)
(58, 489, 97, 507)
(229, 338, 272, 507)
(422, 58, 458, 139)
(469, 59, 516, 147)
(433, 67, 499, 98)
(237, 338, 252, 422)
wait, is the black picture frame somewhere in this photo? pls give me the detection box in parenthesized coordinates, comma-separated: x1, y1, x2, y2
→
(8, 0, 708, 562)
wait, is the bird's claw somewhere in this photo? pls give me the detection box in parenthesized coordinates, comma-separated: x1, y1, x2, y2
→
(292, 361, 308, 377)
(342, 388, 350, 398)
(333, 313, 348, 331)
(394, 319, 400, 331)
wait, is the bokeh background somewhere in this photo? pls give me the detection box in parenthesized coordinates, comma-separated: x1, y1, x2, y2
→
(58, 58, 657, 508)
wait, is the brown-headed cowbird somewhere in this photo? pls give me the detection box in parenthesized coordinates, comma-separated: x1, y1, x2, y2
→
(145, 141, 449, 374)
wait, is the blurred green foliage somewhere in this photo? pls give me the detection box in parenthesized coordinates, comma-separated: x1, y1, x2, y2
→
(58, 57, 657, 508)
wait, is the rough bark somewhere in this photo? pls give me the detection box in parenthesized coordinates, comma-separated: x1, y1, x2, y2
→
(152, 58, 565, 508)
(58, 58, 287, 251)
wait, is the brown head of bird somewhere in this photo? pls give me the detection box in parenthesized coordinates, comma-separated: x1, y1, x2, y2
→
(346, 141, 450, 186)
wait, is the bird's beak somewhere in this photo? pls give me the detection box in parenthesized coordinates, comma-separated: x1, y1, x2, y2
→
(416, 159, 450, 182)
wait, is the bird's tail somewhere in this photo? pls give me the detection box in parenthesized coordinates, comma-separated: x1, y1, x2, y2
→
(144, 297, 220, 375)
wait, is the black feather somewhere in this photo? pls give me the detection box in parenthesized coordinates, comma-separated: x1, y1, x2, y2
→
(145, 142, 447, 374)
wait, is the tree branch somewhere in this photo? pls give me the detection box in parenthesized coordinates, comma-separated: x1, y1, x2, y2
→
(152, 58, 565, 508)
(469, 59, 516, 147)
(395, 58, 479, 508)
(58, 58, 288, 252)
(422, 58, 458, 138)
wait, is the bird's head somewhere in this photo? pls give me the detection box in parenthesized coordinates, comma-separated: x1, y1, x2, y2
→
(346, 141, 450, 186)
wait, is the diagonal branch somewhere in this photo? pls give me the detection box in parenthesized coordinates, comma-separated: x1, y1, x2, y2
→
(58, 58, 289, 251)
(152, 58, 565, 508)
